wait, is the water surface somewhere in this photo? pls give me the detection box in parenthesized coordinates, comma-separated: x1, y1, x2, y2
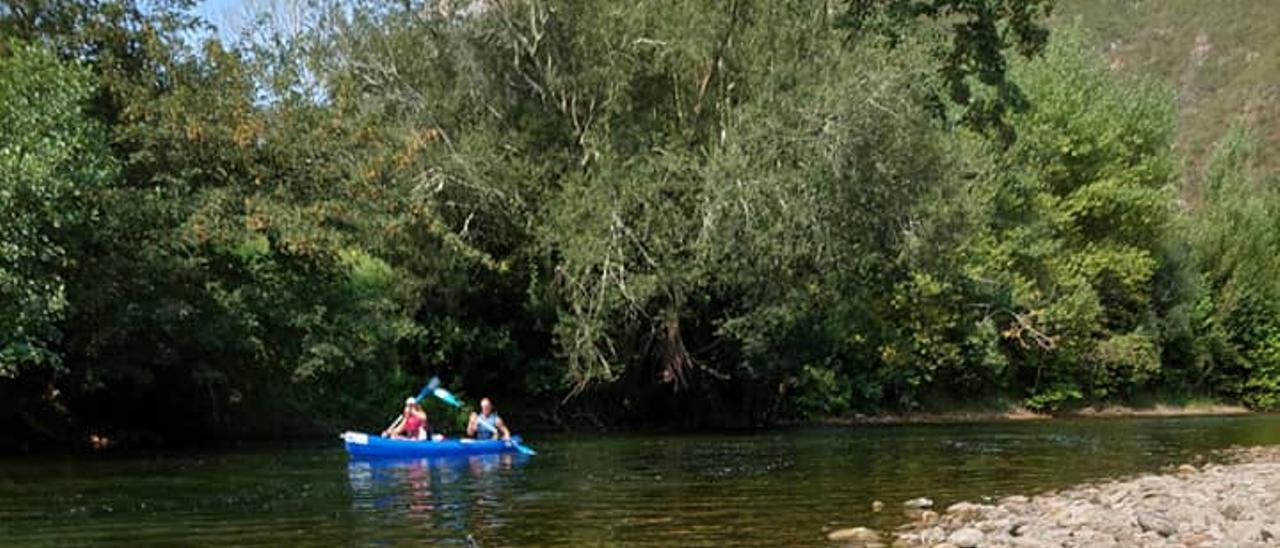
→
(3, 415, 1280, 546)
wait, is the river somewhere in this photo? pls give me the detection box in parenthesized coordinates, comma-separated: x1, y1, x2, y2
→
(2, 415, 1279, 546)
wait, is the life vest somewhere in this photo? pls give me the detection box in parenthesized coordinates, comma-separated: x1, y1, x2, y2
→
(475, 412, 501, 439)
(403, 413, 427, 438)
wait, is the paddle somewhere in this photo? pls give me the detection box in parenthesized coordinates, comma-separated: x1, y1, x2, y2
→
(383, 377, 443, 436)
(475, 414, 537, 456)
(387, 377, 534, 455)
(429, 383, 463, 408)
(430, 380, 535, 454)
(428, 378, 536, 455)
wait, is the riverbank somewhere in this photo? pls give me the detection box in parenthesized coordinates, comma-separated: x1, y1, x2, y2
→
(7, 401, 1253, 454)
(885, 445, 1280, 547)
(817, 402, 1251, 426)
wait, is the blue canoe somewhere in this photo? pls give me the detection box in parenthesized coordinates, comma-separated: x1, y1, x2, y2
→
(341, 431, 525, 459)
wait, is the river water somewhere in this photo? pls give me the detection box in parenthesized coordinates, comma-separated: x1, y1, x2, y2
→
(2, 415, 1280, 546)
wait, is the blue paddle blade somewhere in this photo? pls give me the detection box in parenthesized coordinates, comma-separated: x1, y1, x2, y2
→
(413, 377, 439, 403)
(503, 438, 537, 456)
(432, 387, 463, 408)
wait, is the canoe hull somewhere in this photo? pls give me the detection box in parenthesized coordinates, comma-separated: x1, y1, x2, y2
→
(341, 431, 523, 458)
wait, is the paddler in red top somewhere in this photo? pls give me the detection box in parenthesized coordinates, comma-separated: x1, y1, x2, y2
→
(383, 397, 429, 440)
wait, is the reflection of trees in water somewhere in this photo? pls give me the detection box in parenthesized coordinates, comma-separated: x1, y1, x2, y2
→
(346, 454, 528, 542)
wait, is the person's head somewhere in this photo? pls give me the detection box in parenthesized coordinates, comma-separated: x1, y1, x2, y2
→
(404, 397, 419, 411)
(480, 397, 493, 415)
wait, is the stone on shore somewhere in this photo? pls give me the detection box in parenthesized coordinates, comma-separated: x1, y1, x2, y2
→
(917, 510, 939, 526)
(1136, 512, 1176, 537)
(829, 526, 881, 542)
(892, 445, 1280, 548)
(946, 528, 984, 547)
(945, 502, 988, 521)
(904, 497, 934, 509)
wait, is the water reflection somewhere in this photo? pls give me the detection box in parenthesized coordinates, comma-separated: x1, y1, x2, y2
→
(346, 454, 529, 541)
(6, 416, 1280, 546)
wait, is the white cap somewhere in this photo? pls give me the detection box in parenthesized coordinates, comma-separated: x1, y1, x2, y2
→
(405, 397, 417, 405)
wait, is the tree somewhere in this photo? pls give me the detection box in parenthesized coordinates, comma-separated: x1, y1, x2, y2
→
(0, 42, 113, 377)
(838, 0, 1054, 136)
(909, 28, 1177, 409)
(1185, 129, 1280, 409)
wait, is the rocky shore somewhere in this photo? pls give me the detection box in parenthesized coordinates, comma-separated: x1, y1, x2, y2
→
(830, 445, 1280, 547)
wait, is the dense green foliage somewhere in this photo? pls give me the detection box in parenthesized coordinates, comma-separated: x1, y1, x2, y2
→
(0, 42, 113, 376)
(1, 0, 1277, 448)
(1185, 129, 1280, 409)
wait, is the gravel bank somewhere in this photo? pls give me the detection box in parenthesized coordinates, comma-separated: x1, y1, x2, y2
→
(890, 446, 1280, 548)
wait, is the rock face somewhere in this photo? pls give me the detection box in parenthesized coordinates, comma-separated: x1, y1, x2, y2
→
(893, 445, 1280, 548)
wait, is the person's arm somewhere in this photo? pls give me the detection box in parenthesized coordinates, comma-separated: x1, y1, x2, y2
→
(495, 417, 512, 441)
(385, 416, 404, 437)
(382, 412, 404, 437)
(466, 412, 478, 437)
